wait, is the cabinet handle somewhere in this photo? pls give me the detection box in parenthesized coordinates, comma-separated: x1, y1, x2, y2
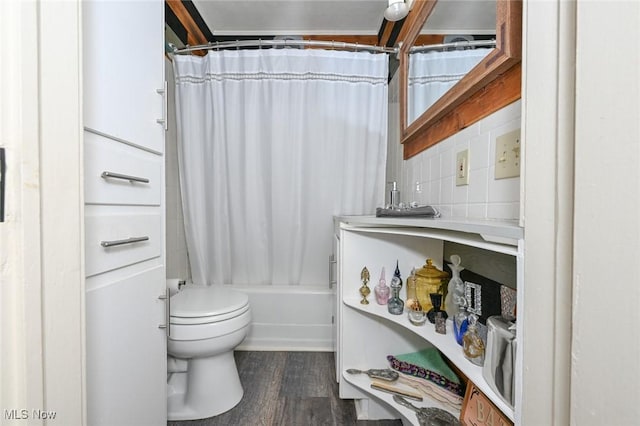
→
(158, 288, 170, 336)
(101, 171, 150, 184)
(156, 81, 168, 131)
(100, 236, 149, 248)
(329, 254, 337, 289)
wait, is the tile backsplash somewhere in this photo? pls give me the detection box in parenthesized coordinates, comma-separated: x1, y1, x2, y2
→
(386, 73, 522, 220)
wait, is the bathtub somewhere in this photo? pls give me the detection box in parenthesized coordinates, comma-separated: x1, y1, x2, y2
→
(231, 285, 335, 352)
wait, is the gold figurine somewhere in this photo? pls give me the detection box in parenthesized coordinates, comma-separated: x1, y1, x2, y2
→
(359, 267, 371, 305)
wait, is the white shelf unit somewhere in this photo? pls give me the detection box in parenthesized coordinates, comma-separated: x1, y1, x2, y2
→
(334, 216, 523, 424)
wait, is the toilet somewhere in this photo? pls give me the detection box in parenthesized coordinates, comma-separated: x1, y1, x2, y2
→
(167, 284, 251, 421)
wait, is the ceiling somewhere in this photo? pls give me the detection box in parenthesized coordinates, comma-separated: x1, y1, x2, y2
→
(165, 0, 497, 51)
(191, 0, 390, 36)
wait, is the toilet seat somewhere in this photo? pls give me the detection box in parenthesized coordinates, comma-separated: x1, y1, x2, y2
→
(170, 286, 250, 325)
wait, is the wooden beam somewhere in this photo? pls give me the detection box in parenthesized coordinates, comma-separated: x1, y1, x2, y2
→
(166, 0, 208, 53)
(379, 20, 396, 46)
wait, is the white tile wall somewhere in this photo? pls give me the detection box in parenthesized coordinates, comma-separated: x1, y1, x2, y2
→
(165, 58, 191, 280)
(387, 73, 522, 220)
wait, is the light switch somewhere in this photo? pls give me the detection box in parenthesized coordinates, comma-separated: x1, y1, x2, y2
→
(456, 149, 469, 186)
(494, 129, 521, 179)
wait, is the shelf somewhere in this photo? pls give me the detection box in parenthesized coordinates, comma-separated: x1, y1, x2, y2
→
(342, 369, 459, 426)
(344, 297, 515, 422)
(335, 215, 523, 248)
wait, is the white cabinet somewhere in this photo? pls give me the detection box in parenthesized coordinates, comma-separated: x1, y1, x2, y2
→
(83, 0, 165, 154)
(83, 0, 166, 424)
(86, 266, 167, 426)
(334, 216, 523, 424)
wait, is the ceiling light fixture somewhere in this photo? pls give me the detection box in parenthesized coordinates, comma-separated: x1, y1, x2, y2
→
(384, 0, 409, 22)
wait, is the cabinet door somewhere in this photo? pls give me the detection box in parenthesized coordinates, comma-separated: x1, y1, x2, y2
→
(86, 266, 167, 426)
(83, 0, 165, 153)
(332, 233, 340, 382)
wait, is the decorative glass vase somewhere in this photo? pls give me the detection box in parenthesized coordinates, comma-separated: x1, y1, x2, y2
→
(374, 267, 390, 305)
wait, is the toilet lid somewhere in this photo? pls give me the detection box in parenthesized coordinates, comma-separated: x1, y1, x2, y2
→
(171, 285, 249, 318)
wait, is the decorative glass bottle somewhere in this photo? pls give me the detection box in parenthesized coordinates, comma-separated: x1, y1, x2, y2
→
(445, 254, 465, 318)
(427, 293, 448, 323)
(406, 267, 417, 301)
(374, 267, 390, 305)
(453, 307, 469, 346)
(387, 261, 404, 315)
(462, 314, 485, 366)
(359, 267, 371, 305)
(415, 259, 449, 312)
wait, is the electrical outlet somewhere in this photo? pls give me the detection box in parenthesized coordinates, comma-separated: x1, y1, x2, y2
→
(456, 149, 469, 186)
(494, 129, 521, 179)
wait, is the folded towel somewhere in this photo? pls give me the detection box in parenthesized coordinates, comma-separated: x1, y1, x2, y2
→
(376, 205, 440, 218)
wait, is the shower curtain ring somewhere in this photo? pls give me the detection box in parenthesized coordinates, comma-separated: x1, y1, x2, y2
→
(258, 38, 262, 50)
(236, 40, 239, 50)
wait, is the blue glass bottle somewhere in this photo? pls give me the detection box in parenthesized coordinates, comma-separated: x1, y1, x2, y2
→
(453, 308, 469, 346)
(387, 261, 404, 315)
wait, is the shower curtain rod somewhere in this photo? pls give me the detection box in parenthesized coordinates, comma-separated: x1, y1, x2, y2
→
(410, 39, 496, 53)
(169, 40, 395, 54)
(168, 38, 496, 56)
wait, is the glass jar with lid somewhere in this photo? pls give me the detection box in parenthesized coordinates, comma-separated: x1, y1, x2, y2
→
(414, 258, 450, 312)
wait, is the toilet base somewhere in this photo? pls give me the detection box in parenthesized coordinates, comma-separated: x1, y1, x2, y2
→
(167, 350, 244, 421)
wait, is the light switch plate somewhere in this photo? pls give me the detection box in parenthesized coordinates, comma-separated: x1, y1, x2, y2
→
(494, 129, 521, 179)
(456, 149, 469, 186)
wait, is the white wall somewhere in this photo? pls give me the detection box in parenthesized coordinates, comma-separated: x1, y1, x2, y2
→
(165, 58, 191, 280)
(1, 1, 85, 423)
(386, 73, 522, 220)
(571, 1, 640, 424)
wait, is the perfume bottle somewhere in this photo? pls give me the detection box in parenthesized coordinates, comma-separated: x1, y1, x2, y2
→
(387, 261, 404, 315)
(427, 293, 448, 323)
(462, 314, 485, 366)
(446, 254, 465, 318)
(374, 267, 390, 305)
(453, 307, 469, 346)
(406, 267, 417, 301)
(359, 267, 371, 305)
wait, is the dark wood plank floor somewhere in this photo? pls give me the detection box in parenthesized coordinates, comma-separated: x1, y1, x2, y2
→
(168, 351, 403, 426)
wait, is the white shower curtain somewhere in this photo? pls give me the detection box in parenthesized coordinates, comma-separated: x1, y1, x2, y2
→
(407, 48, 492, 123)
(173, 49, 388, 286)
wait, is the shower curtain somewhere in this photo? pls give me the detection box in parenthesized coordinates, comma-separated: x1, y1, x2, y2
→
(407, 48, 492, 123)
(173, 49, 388, 286)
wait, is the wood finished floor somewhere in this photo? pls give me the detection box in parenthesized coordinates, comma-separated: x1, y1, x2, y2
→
(167, 351, 403, 426)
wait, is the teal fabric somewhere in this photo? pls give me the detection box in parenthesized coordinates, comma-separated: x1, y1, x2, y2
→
(393, 348, 460, 384)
